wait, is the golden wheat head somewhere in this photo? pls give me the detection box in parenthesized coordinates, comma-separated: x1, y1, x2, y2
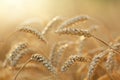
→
(61, 55, 90, 72)
(17, 25, 47, 43)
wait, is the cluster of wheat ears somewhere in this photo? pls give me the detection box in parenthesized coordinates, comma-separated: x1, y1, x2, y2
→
(0, 15, 120, 80)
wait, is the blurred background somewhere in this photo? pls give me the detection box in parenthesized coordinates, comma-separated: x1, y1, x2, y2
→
(0, 0, 120, 42)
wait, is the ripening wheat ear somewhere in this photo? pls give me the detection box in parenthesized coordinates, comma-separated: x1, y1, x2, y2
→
(13, 53, 57, 80)
(61, 55, 90, 72)
(105, 42, 120, 72)
(105, 51, 116, 72)
(17, 25, 47, 43)
(58, 15, 89, 29)
(42, 16, 64, 35)
(87, 49, 109, 80)
(12, 48, 33, 67)
(49, 41, 73, 67)
(56, 28, 92, 37)
(56, 28, 120, 55)
(3, 42, 28, 67)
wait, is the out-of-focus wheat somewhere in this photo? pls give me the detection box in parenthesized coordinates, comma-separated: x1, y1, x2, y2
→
(3, 42, 28, 67)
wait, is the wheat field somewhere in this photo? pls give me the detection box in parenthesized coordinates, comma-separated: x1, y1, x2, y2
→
(0, 0, 120, 80)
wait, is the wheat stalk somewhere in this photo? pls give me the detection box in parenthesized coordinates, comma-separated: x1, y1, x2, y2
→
(42, 16, 64, 35)
(3, 42, 28, 67)
(13, 53, 57, 80)
(17, 25, 47, 43)
(87, 49, 109, 80)
(56, 28, 120, 55)
(61, 55, 90, 72)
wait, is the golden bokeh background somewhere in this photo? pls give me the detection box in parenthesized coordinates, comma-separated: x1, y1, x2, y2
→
(0, 0, 120, 41)
(0, 1, 120, 80)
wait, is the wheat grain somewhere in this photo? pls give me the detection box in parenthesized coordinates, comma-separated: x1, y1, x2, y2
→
(61, 55, 90, 72)
(17, 25, 47, 43)
(88, 49, 109, 80)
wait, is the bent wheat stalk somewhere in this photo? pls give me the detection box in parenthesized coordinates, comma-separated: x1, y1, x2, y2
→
(56, 28, 120, 55)
(13, 53, 56, 80)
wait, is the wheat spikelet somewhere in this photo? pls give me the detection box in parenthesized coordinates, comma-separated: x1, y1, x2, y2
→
(88, 49, 109, 80)
(13, 53, 57, 80)
(42, 16, 64, 35)
(3, 42, 28, 67)
(105, 51, 115, 72)
(61, 55, 90, 72)
(17, 25, 47, 43)
(58, 15, 89, 29)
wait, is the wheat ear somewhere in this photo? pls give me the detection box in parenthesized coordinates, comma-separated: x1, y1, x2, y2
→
(3, 42, 28, 67)
(88, 49, 109, 80)
(49, 41, 72, 67)
(61, 55, 90, 72)
(56, 28, 92, 37)
(105, 43, 120, 72)
(56, 28, 120, 55)
(58, 15, 89, 29)
(17, 25, 47, 43)
(105, 51, 115, 72)
(13, 53, 56, 80)
(12, 48, 33, 67)
(42, 16, 64, 35)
